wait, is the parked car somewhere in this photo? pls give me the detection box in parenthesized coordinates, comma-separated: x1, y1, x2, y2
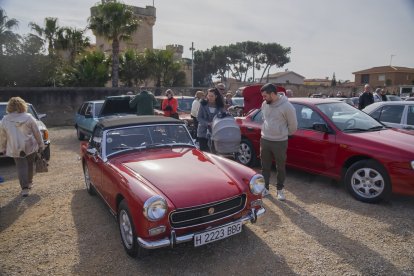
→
(328, 97, 356, 108)
(155, 95, 195, 137)
(362, 101, 414, 132)
(80, 115, 265, 257)
(405, 97, 414, 101)
(75, 95, 138, 140)
(235, 98, 414, 203)
(0, 102, 51, 160)
(386, 95, 402, 101)
(74, 100, 104, 140)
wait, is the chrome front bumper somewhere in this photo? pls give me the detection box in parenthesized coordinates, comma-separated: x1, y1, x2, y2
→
(137, 207, 266, 249)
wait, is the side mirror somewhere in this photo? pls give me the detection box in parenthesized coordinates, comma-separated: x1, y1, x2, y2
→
(313, 123, 330, 133)
(86, 148, 97, 156)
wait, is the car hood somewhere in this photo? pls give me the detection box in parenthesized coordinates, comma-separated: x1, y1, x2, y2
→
(121, 148, 244, 208)
(350, 128, 414, 154)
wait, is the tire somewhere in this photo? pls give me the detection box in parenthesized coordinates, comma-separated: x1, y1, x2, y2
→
(118, 200, 148, 258)
(42, 145, 51, 161)
(76, 126, 85, 141)
(236, 139, 257, 167)
(83, 164, 95, 195)
(344, 160, 391, 203)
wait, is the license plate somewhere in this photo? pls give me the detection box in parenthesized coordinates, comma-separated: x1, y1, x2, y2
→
(194, 221, 242, 247)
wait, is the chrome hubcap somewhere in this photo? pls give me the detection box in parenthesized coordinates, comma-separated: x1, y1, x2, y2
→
(119, 210, 133, 249)
(238, 143, 252, 165)
(351, 168, 384, 198)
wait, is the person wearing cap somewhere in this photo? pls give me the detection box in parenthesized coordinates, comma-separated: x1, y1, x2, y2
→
(129, 89, 157, 115)
(259, 83, 297, 201)
(161, 89, 179, 119)
(358, 84, 374, 109)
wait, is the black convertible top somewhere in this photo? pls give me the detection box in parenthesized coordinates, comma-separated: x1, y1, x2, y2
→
(97, 115, 182, 130)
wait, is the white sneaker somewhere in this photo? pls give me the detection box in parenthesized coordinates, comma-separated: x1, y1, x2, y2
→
(21, 188, 29, 197)
(277, 190, 285, 201)
(262, 188, 270, 197)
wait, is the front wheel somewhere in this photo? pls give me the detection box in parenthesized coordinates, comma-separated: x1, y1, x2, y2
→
(236, 139, 257, 167)
(344, 160, 391, 203)
(118, 200, 148, 258)
(83, 164, 95, 195)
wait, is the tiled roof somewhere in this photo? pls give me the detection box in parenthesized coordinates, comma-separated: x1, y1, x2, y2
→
(267, 71, 305, 79)
(352, 66, 414, 74)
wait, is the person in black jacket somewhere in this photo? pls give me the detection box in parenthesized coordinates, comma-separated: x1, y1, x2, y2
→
(358, 84, 374, 109)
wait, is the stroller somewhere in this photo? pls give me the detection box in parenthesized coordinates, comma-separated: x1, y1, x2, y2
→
(208, 113, 241, 155)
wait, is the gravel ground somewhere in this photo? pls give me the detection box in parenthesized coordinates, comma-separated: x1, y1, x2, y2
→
(1, 126, 413, 275)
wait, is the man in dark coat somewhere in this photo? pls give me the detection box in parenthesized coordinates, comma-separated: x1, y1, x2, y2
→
(358, 84, 374, 109)
(129, 90, 157, 115)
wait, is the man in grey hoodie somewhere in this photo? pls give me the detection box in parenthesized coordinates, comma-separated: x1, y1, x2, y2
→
(260, 83, 298, 200)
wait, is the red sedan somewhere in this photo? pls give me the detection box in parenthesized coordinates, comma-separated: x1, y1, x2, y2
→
(81, 115, 265, 257)
(235, 98, 414, 203)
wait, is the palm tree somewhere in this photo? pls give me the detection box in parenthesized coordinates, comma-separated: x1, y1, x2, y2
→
(29, 17, 59, 55)
(88, 1, 139, 87)
(55, 27, 90, 64)
(0, 8, 20, 56)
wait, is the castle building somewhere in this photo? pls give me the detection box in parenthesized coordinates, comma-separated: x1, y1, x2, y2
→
(91, 2, 156, 53)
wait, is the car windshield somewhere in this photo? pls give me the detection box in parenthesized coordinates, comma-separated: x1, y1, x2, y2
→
(316, 102, 384, 132)
(0, 104, 37, 120)
(177, 98, 193, 112)
(105, 124, 194, 156)
(94, 103, 103, 117)
(231, 98, 244, 106)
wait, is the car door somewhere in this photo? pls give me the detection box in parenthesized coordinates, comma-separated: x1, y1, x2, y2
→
(85, 126, 104, 193)
(287, 104, 338, 174)
(377, 104, 405, 129)
(403, 104, 414, 131)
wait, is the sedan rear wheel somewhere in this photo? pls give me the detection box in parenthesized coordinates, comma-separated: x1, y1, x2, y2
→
(118, 200, 147, 258)
(83, 164, 95, 195)
(344, 160, 391, 203)
(236, 139, 257, 167)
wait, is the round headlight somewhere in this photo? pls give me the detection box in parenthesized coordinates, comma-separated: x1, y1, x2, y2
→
(249, 174, 265, 195)
(143, 196, 168, 221)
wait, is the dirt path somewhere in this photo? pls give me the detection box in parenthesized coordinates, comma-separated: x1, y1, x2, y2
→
(1, 126, 413, 275)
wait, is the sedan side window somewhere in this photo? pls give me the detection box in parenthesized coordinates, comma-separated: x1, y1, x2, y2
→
(85, 104, 93, 116)
(79, 103, 88, 115)
(379, 105, 404, 124)
(407, 106, 414, 126)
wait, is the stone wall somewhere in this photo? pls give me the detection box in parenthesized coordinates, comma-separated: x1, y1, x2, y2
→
(0, 84, 368, 128)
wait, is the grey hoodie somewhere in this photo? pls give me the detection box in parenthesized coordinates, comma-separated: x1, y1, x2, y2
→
(0, 112, 43, 158)
(261, 95, 298, 141)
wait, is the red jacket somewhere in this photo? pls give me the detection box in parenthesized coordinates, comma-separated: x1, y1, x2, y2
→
(162, 97, 178, 117)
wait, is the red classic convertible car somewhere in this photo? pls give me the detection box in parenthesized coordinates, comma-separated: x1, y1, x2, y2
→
(80, 115, 265, 257)
(235, 97, 414, 203)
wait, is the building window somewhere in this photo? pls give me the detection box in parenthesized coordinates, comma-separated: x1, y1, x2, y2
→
(378, 74, 385, 81)
(361, 74, 370, 84)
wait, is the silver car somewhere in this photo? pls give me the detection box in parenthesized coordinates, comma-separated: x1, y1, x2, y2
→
(363, 101, 414, 132)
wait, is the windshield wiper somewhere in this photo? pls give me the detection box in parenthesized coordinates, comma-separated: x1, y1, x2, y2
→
(145, 143, 173, 149)
(343, 128, 369, 132)
(368, 126, 385, 131)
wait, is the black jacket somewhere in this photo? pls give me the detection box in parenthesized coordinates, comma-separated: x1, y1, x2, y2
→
(358, 92, 374, 110)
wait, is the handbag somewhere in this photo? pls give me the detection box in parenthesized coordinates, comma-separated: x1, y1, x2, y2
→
(35, 152, 48, 173)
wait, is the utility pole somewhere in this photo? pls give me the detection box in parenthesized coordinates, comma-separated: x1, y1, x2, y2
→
(190, 42, 195, 88)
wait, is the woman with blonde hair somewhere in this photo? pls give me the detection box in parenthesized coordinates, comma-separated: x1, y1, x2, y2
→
(0, 97, 44, 197)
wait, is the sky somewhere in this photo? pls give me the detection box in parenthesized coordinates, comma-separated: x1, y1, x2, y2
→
(2, 0, 414, 82)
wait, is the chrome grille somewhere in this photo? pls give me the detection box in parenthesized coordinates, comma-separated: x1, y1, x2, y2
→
(169, 194, 246, 228)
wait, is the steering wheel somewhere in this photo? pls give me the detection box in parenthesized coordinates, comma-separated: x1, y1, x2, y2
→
(344, 118, 356, 129)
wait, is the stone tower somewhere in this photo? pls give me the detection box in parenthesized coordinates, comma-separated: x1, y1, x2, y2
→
(91, 3, 156, 53)
(166, 44, 184, 60)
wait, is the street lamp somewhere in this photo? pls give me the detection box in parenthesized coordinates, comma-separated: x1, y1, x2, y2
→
(190, 42, 195, 88)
